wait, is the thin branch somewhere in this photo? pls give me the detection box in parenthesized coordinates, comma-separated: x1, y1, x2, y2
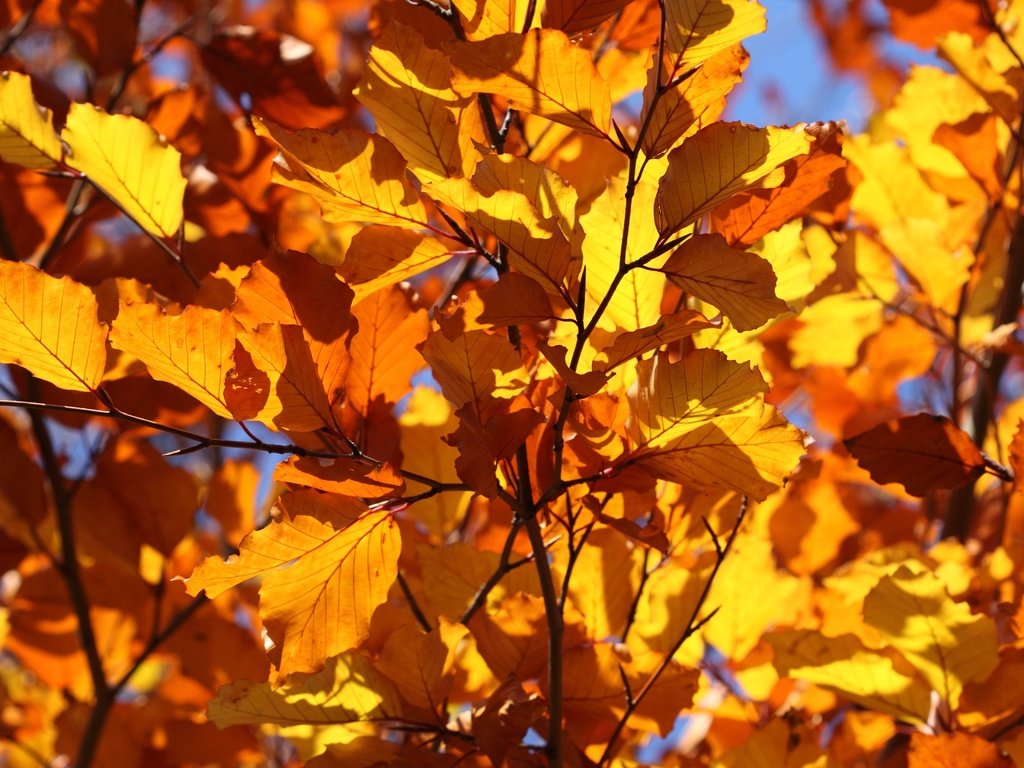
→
(397, 571, 433, 632)
(461, 520, 522, 624)
(0, 0, 39, 56)
(597, 497, 750, 766)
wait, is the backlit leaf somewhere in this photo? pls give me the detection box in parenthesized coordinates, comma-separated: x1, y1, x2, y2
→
(449, 29, 613, 138)
(254, 117, 430, 230)
(62, 103, 186, 238)
(207, 651, 402, 727)
(628, 350, 804, 499)
(863, 566, 998, 709)
(659, 233, 789, 331)
(187, 505, 401, 674)
(656, 122, 811, 237)
(109, 302, 238, 418)
(0, 261, 107, 392)
(355, 23, 482, 182)
(768, 631, 933, 723)
(0, 71, 63, 169)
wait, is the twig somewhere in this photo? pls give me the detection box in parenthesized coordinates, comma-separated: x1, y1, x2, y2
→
(461, 521, 522, 624)
(397, 572, 433, 632)
(597, 497, 750, 766)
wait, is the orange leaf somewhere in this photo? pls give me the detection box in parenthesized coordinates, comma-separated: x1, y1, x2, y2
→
(274, 456, 405, 500)
(0, 261, 107, 392)
(845, 414, 986, 496)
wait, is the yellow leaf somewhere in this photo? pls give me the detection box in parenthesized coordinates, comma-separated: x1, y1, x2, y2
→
(419, 542, 540, 619)
(449, 29, 613, 138)
(0, 71, 62, 169)
(843, 135, 950, 230)
(236, 323, 336, 432)
(642, 45, 748, 159)
(254, 117, 430, 230)
(473, 152, 579, 238)
(578, 177, 666, 332)
(187, 506, 401, 674)
(340, 228, 454, 301)
(399, 389, 473, 537)
(274, 457, 405, 499)
(109, 302, 238, 418)
(663, 0, 766, 78)
(595, 311, 712, 372)
(424, 176, 576, 297)
(879, 218, 973, 314)
(660, 233, 789, 331)
(559, 528, 644, 640)
(355, 23, 482, 182)
(789, 293, 883, 369)
(455, 0, 529, 38)
(375, 619, 468, 711)
(703, 528, 809, 659)
(768, 630, 933, 724)
(62, 103, 185, 238)
(0, 261, 107, 392)
(629, 350, 804, 499)
(863, 566, 999, 710)
(207, 652, 402, 727)
(656, 123, 811, 237)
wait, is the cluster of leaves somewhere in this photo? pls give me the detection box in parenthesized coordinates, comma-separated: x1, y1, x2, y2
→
(0, 0, 1023, 765)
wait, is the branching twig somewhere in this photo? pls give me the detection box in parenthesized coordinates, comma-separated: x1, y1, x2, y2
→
(597, 497, 750, 766)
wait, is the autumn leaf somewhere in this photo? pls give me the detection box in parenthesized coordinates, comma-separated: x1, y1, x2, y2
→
(187, 502, 401, 674)
(0, 261, 107, 392)
(449, 29, 613, 138)
(863, 565, 998, 709)
(355, 23, 482, 182)
(769, 631, 933, 723)
(658, 233, 789, 331)
(109, 302, 240, 418)
(0, 71, 63, 169)
(628, 350, 805, 499)
(845, 414, 988, 496)
(656, 122, 811, 237)
(62, 103, 186, 238)
(254, 117, 431, 229)
(207, 651, 403, 727)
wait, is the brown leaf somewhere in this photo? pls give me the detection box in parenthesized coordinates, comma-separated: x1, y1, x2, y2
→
(845, 414, 986, 496)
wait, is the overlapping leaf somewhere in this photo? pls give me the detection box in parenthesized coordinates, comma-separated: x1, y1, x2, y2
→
(355, 23, 482, 182)
(628, 350, 804, 498)
(254, 117, 431, 229)
(187, 504, 401, 674)
(109, 303, 239, 418)
(656, 122, 811, 237)
(449, 29, 613, 138)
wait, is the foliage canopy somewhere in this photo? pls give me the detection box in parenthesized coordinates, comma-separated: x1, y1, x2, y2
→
(0, 0, 1022, 766)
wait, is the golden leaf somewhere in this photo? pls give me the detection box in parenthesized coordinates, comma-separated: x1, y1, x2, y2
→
(0, 71, 63, 169)
(254, 116, 430, 230)
(207, 652, 402, 727)
(0, 261, 107, 392)
(628, 350, 804, 499)
(187, 505, 401, 674)
(449, 29, 613, 138)
(62, 103, 186, 238)
(109, 302, 238, 418)
(660, 234, 789, 331)
(355, 23, 482, 182)
(656, 123, 811, 237)
(863, 566, 999, 709)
